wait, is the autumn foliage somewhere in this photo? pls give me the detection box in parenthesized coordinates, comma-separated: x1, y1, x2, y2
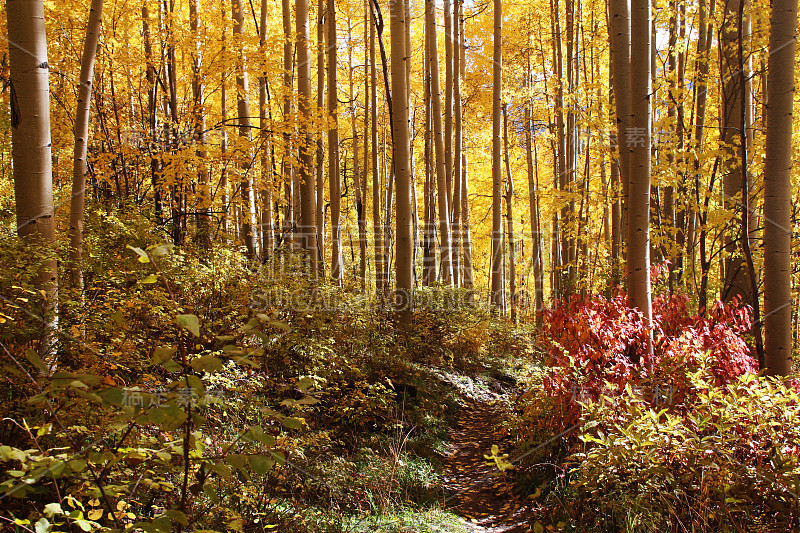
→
(539, 287, 759, 424)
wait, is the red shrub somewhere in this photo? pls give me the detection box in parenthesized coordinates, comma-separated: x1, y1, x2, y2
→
(538, 289, 759, 425)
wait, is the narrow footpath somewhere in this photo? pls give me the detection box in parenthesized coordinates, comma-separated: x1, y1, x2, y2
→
(443, 398, 539, 532)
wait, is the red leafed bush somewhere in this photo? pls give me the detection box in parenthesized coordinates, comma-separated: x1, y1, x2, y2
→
(539, 289, 759, 424)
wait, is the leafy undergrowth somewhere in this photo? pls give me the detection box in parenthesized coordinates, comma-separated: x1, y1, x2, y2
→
(508, 288, 800, 532)
(0, 216, 527, 533)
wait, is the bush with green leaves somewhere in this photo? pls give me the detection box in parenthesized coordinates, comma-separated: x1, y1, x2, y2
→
(571, 364, 800, 532)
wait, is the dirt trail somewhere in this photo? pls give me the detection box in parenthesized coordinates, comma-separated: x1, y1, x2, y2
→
(443, 399, 538, 532)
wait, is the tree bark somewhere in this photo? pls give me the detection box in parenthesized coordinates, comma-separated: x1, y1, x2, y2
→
(390, 0, 413, 326)
(369, 6, 385, 296)
(191, 0, 211, 250)
(259, 0, 274, 259)
(608, 0, 631, 255)
(232, 0, 259, 260)
(490, 0, 504, 311)
(762, 0, 796, 375)
(451, 0, 462, 286)
(628, 0, 654, 361)
(69, 0, 104, 291)
(282, 0, 295, 247)
(9, 0, 59, 360)
(297, 0, 319, 277)
(425, 0, 453, 285)
(503, 104, 517, 323)
(327, 0, 343, 283)
(720, 0, 751, 306)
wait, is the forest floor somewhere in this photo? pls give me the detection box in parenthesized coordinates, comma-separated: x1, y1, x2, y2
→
(439, 375, 540, 533)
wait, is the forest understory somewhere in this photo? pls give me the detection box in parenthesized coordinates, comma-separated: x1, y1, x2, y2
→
(3, 0, 800, 528)
(1, 212, 799, 532)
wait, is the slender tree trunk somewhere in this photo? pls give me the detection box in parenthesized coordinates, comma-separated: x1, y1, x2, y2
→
(762, 0, 796, 375)
(282, 0, 295, 247)
(231, 0, 259, 259)
(327, 0, 343, 283)
(490, 0, 504, 311)
(444, 0, 454, 217)
(425, 0, 453, 285)
(316, 0, 326, 274)
(461, 154, 475, 293)
(143, 4, 163, 226)
(503, 104, 517, 323)
(370, 8, 385, 296)
(390, 0, 413, 325)
(296, 0, 319, 276)
(69, 0, 104, 291)
(451, 0, 462, 287)
(720, 0, 751, 306)
(694, 0, 714, 309)
(628, 0, 654, 361)
(348, 19, 367, 290)
(9, 0, 59, 360)
(608, 0, 631, 256)
(190, 0, 211, 250)
(458, 3, 473, 292)
(422, 17, 436, 286)
(259, 0, 274, 259)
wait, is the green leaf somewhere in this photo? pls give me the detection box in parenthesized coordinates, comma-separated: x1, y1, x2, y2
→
(68, 458, 87, 472)
(126, 245, 150, 263)
(151, 346, 177, 366)
(163, 359, 182, 372)
(203, 484, 220, 504)
(164, 510, 188, 526)
(297, 376, 315, 392)
(247, 426, 275, 446)
(97, 387, 125, 406)
(248, 454, 274, 474)
(152, 516, 172, 532)
(141, 274, 159, 284)
(75, 519, 92, 532)
(281, 417, 304, 430)
(25, 349, 48, 373)
(177, 314, 200, 337)
(110, 310, 126, 325)
(190, 355, 223, 373)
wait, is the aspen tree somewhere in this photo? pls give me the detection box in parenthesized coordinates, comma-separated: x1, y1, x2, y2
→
(8, 0, 59, 359)
(231, 0, 259, 260)
(297, 0, 319, 277)
(608, 0, 631, 247)
(458, 5, 473, 292)
(327, 0, 344, 283)
(628, 0, 653, 360)
(348, 17, 367, 289)
(369, 6, 385, 296)
(503, 103, 517, 323)
(444, 0, 454, 215)
(490, 0, 504, 311)
(425, 0, 453, 285)
(282, 0, 295, 245)
(451, 0, 462, 287)
(316, 0, 326, 274)
(69, 0, 104, 291)
(720, 0, 751, 306)
(763, 0, 796, 376)
(259, 0, 274, 258)
(390, 0, 413, 325)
